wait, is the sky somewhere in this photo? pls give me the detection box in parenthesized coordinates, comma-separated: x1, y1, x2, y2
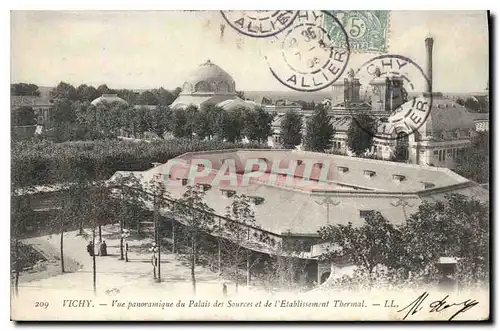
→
(10, 10, 489, 93)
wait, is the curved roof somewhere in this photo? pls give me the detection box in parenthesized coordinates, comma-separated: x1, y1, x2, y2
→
(217, 98, 259, 111)
(181, 60, 236, 95)
(91, 94, 128, 106)
(389, 95, 475, 137)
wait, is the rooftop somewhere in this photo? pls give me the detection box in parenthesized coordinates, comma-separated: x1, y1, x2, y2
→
(109, 149, 487, 236)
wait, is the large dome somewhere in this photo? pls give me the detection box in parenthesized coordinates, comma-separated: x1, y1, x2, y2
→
(181, 60, 236, 95)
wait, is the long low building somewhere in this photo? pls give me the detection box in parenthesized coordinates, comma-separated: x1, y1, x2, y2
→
(109, 149, 488, 285)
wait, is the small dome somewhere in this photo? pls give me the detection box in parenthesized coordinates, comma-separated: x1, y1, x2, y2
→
(91, 94, 128, 106)
(181, 60, 236, 95)
(388, 95, 474, 137)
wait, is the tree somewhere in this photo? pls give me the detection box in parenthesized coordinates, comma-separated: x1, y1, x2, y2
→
(455, 131, 489, 183)
(111, 172, 148, 259)
(116, 89, 139, 105)
(87, 179, 115, 294)
(11, 83, 40, 96)
(153, 88, 176, 106)
(402, 194, 488, 284)
(76, 84, 99, 102)
(172, 107, 195, 138)
(347, 113, 376, 157)
(217, 108, 245, 142)
(172, 87, 182, 99)
(318, 211, 404, 284)
(280, 109, 303, 149)
(391, 144, 408, 163)
(51, 82, 78, 101)
(236, 90, 245, 100)
(143, 106, 171, 139)
(147, 174, 169, 282)
(11, 106, 36, 126)
(464, 97, 480, 112)
(96, 84, 114, 96)
(175, 184, 215, 294)
(456, 97, 465, 106)
(47, 98, 81, 142)
(265, 233, 311, 290)
(223, 194, 259, 291)
(304, 108, 335, 152)
(243, 107, 273, 143)
(137, 90, 159, 105)
(11, 189, 36, 297)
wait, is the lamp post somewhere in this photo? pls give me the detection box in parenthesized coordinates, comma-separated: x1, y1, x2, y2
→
(316, 196, 340, 225)
(390, 198, 414, 221)
(150, 243, 159, 280)
(121, 229, 130, 262)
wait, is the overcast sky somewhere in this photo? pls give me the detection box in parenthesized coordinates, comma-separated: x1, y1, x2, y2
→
(11, 10, 489, 93)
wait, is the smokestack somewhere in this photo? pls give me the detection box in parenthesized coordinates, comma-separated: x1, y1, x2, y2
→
(425, 37, 434, 94)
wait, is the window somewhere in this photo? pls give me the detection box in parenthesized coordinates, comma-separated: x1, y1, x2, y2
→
(438, 150, 442, 161)
(392, 174, 406, 182)
(434, 150, 439, 156)
(182, 178, 188, 186)
(363, 170, 376, 177)
(297, 160, 303, 166)
(220, 189, 236, 198)
(422, 182, 435, 189)
(359, 210, 374, 218)
(337, 166, 349, 173)
(249, 196, 265, 205)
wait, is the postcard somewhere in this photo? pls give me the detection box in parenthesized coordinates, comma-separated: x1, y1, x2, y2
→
(10, 10, 490, 321)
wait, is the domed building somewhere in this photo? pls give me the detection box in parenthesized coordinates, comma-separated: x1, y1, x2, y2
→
(329, 37, 476, 169)
(91, 94, 128, 106)
(171, 60, 257, 111)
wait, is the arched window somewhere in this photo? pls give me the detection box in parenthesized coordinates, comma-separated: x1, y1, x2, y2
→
(217, 82, 230, 93)
(194, 81, 213, 92)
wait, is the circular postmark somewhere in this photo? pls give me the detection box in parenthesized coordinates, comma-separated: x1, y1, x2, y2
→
(349, 54, 433, 140)
(220, 11, 299, 38)
(264, 10, 351, 92)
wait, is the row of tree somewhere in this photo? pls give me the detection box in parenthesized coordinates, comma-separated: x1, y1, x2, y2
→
(37, 96, 274, 144)
(279, 108, 378, 156)
(11, 138, 268, 187)
(49, 82, 183, 106)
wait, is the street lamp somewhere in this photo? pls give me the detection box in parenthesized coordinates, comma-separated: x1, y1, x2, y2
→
(149, 243, 159, 280)
(121, 229, 130, 262)
(316, 196, 340, 225)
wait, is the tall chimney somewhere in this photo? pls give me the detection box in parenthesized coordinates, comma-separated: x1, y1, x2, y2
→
(424, 37, 434, 94)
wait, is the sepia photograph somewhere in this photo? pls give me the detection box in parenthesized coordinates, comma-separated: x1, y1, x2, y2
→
(9, 9, 490, 321)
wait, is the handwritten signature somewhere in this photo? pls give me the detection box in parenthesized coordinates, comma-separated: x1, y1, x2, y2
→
(397, 291, 479, 321)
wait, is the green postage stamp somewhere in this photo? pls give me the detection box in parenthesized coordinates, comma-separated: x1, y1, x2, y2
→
(324, 10, 390, 53)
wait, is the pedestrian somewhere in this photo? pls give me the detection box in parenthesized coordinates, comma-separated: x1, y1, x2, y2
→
(125, 242, 129, 262)
(86, 241, 94, 257)
(100, 241, 108, 256)
(222, 283, 227, 297)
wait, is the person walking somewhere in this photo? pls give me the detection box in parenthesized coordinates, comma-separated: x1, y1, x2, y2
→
(86, 241, 94, 257)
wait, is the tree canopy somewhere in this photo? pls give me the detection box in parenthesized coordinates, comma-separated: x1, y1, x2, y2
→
(279, 109, 303, 149)
(303, 108, 334, 152)
(347, 113, 376, 157)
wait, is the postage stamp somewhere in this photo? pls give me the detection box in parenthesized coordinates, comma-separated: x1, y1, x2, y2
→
(264, 10, 350, 92)
(220, 11, 299, 38)
(325, 10, 390, 53)
(350, 54, 433, 140)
